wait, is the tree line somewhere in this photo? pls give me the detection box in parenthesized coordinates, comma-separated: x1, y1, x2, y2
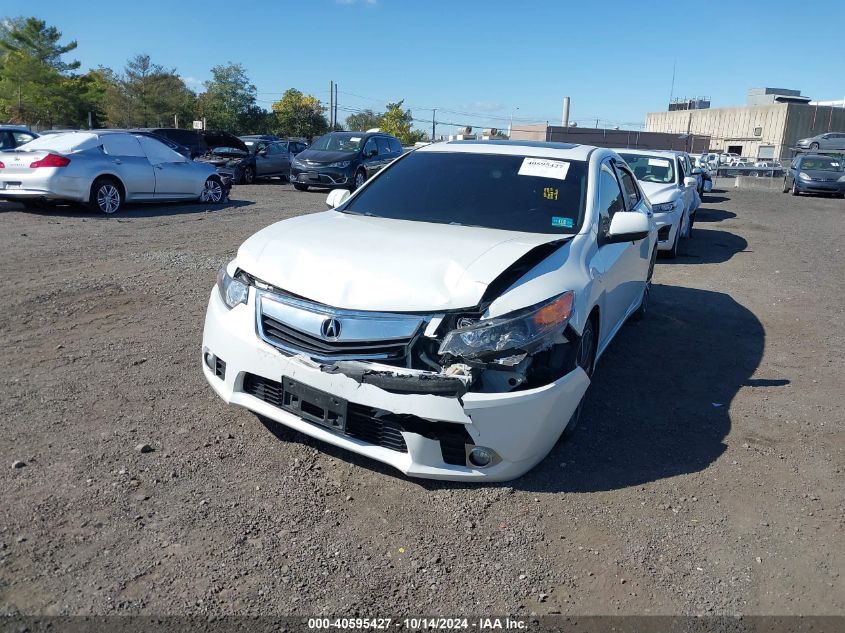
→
(0, 16, 427, 144)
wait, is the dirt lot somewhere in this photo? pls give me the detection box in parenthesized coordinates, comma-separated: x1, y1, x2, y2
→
(0, 183, 843, 618)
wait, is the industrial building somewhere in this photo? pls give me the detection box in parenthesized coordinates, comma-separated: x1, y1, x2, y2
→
(645, 88, 845, 160)
(508, 123, 710, 153)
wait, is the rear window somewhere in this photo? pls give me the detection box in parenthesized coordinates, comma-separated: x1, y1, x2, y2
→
(342, 152, 588, 234)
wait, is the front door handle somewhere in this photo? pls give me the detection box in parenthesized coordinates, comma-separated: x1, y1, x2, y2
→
(113, 159, 122, 165)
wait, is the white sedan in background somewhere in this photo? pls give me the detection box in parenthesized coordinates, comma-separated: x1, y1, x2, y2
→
(616, 149, 698, 258)
(202, 141, 656, 481)
(0, 131, 226, 214)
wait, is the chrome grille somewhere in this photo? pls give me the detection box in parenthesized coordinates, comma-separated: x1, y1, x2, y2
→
(256, 289, 425, 362)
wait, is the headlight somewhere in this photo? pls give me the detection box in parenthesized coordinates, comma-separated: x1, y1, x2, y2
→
(216, 267, 249, 309)
(328, 161, 351, 168)
(292, 158, 304, 168)
(438, 292, 575, 361)
(799, 172, 812, 180)
(652, 201, 676, 213)
(838, 175, 845, 182)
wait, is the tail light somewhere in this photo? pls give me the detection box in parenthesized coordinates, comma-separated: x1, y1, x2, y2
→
(0, 161, 5, 169)
(29, 153, 71, 168)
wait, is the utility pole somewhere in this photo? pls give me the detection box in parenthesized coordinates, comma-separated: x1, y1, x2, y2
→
(432, 109, 436, 141)
(174, 113, 178, 129)
(88, 111, 93, 129)
(329, 81, 334, 128)
(334, 83, 338, 130)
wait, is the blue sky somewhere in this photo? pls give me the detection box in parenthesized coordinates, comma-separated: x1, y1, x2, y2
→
(4, 0, 844, 135)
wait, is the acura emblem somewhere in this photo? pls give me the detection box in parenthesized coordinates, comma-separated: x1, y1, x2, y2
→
(321, 317, 342, 339)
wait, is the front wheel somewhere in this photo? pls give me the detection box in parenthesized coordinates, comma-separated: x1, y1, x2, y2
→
(561, 318, 597, 441)
(809, 142, 819, 150)
(351, 169, 366, 191)
(665, 223, 681, 258)
(293, 183, 309, 191)
(782, 178, 789, 193)
(200, 177, 224, 203)
(240, 166, 255, 185)
(88, 178, 123, 214)
(791, 180, 800, 196)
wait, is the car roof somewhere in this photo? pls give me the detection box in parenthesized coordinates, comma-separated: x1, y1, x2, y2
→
(0, 126, 35, 132)
(613, 148, 679, 159)
(418, 139, 594, 161)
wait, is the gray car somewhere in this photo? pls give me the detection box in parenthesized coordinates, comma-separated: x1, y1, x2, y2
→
(0, 131, 225, 214)
(796, 132, 845, 151)
(782, 154, 845, 197)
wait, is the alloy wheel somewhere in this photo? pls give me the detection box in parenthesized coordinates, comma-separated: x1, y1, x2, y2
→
(201, 179, 223, 203)
(97, 184, 121, 214)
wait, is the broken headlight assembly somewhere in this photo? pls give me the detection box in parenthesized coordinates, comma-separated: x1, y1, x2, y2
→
(216, 266, 249, 309)
(438, 291, 575, 362)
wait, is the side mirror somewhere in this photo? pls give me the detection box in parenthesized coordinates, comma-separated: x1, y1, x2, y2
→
(683, 176, 698, 187)
(368, 148, 378, 157)
(606, 211, 650, 244)
(326, 189, 351, 209)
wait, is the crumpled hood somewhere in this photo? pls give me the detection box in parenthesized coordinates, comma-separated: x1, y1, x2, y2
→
(638, 181, 681, 204)
(237, 211, 568, 312)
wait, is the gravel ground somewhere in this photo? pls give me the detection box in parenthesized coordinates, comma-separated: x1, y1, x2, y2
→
(0, 182, 842, 618)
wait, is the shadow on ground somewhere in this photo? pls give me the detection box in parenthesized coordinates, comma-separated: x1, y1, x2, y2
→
(256, 282, 769, 494)
(0, 198, 253, 218)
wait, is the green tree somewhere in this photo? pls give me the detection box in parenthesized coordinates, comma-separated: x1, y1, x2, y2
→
(198, 62, 259, 133)
(0, 17, 80, 73)
(345, 109, 382, 132)
(99, 55, 196, 128)
(271, 88, 328, 139)
(379, 100, 426, 145)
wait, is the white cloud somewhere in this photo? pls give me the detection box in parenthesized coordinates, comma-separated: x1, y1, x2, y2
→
(336, 0, 377, 5)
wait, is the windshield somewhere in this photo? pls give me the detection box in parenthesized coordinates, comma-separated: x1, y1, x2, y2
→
(619, 153, 675, 184)
(15, 132, 100, 153)
(211, 146, 247, 156)
(801, 157, 842, 171)
(310, 133, 363, 152)
(341, 152, 588, 234)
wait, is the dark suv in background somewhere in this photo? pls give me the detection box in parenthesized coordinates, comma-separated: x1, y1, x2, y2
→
(290, 131, 404, 191)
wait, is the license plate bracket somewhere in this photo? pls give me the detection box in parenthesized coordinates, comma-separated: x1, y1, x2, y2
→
(306, 171, 319, 181)
(280, 377, 347, 431)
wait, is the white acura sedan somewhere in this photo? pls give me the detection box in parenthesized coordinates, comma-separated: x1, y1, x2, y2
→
(202, 141, 656, 481)
(616, 149, 699, 257)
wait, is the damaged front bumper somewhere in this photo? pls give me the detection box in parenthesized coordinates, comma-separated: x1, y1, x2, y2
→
(202, 288, 590, 481)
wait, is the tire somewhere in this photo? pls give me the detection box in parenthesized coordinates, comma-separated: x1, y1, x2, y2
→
(782, 178, 789, 193)
(561, 317, 597, 441)
(21, 199, 41, 210)
(665, 223, 681, 258)
(199, 176, 224, 203)
(88, 178, 123, 214)
(688, 211, 696, 236)
(791, 180, 800, 196)
(351, 169, 366, 191)
(630, 248, 656, 322)
(293, 183, 309, 191)
(809, 142, 819, 150)
(240, 166, 255, 185)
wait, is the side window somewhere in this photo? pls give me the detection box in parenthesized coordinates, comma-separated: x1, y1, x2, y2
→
(266, 143, 280, 155)
(676, 158, 685, 181)
(12, 131, 35, 146)
(363, 137, 378, 157)
(616, 166, 641, 211)
(388, 137, 403, 154)
(102, 134, 145, 158)
(376, 137, 391, 155)
(598, 164, 625, 239)
(0, 132, 12, 150)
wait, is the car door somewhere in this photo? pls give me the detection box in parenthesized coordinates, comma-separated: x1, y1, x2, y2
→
(787, 158, 799, 186)
(593, 161, 644, 350)
(375, 137, 393, 172)
(268, 142, 291, 175)
(361, 137, 380, 176)
(136, 135, 197, 198)
(676, 156, 694, 213)
(253, 142, 270, 176)
(100, 134, 156, 200)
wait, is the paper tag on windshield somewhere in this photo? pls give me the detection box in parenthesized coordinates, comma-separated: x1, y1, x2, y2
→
(350, 137, 361, 142)
(518, 157, 570, 181)
(648, 158, 671, 168)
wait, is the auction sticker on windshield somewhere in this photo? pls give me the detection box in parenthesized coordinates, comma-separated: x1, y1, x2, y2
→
(648, 158, 671, 167)
(518, 157, 570, 181)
